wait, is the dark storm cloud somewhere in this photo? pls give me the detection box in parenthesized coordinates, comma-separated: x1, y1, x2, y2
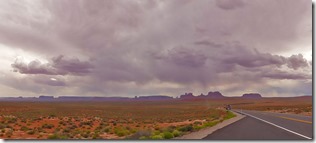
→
(0, 0, 311, 97)
(222, 49, 286, 68)
(286, 54, 309, 70)
(11, 55, 94, 76)
(222, 49, 309, 70)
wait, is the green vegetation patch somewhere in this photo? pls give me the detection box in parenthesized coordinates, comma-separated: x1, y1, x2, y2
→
(224, 111, 236, 120)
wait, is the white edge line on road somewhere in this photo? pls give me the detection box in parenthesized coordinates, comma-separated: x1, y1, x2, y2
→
(237, 111, 312, 140)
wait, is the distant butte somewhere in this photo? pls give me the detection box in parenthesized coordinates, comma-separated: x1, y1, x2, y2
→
(179, 91, 225, 100)
(206, 91, 225, 98)
(242, 93, 262, 99)
(180, 93, 195, 99)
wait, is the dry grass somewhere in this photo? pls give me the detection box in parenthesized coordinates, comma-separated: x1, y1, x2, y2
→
(0, 100, 228, 139)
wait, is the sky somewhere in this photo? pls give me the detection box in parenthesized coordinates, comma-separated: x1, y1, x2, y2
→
(0, 0, 312, 97)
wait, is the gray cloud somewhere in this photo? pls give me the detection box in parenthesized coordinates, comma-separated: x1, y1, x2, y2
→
(0, 0, 311, 97)
(222, 48, 286, 68)
(286, 54, 309, 70)
(11, 55, 94, 76)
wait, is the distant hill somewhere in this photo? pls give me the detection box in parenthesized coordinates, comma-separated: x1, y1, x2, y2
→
(242, 93, 262, 99)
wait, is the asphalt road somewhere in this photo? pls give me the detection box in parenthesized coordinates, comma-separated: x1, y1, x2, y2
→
(203, 110, 313, 140)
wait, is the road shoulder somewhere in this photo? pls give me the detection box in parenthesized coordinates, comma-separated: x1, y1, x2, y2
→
(174, 111, 245, 139)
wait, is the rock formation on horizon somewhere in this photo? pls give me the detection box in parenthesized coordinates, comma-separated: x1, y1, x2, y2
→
(180, 93, 195, 99)
(206, 91, 225, 98)
(242, 93, 262, 98)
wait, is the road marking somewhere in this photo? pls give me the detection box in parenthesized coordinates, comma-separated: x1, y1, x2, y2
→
(277, 116, 312, 124)
(236, 111, 312, 140)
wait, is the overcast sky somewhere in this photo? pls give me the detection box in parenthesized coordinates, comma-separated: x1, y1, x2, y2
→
(0, 0, 312, 97)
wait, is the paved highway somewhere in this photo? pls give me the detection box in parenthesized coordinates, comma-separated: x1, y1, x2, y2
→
(203, 110, 313, 140)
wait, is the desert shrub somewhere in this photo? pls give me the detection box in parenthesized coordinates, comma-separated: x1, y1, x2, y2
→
(48, 134, 68, 139)
(54, 127, 61, 132)
(151, 135, 163, 139)
(114, 128, 129, 137)
(163, 131, 174, 139)
(79, 121, 93, 127)
(27, 130, 35, 135)
(81, 133, 89, 138)
(6, 125, 12, 129)
(0, 124, 5, 129)
(103, 127, 110, 133)
(49, 114, 56, 118)
(5, 130, 13, 137)
(209, 113, 219, 118)
(95, 126, 102, 131)
(155, 126, 160, 130)
(304, 108, 310, 112)
(128, 130, 151, 139)
(92, 133, 100, 139)
(31, 117, 42, 122)
(42, 124, 54, 129)
(6, 117, 17, 124)
(59, 121, 66, 126)
(172, 130, 181, 137)
(194, 121, 202, 125)
(152, 130, 160, 135)
(63, 128, 71, 133)
(166, 125, 176, 132)
(178, 125, 193, 132)
(193, 125, 203, 130)
(139, 136, 147, 139)
(203, 120, 219, 128)
(20, 126, 29, 131)
(70, 125, 78, 130)
(224, 111, 236, 120)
